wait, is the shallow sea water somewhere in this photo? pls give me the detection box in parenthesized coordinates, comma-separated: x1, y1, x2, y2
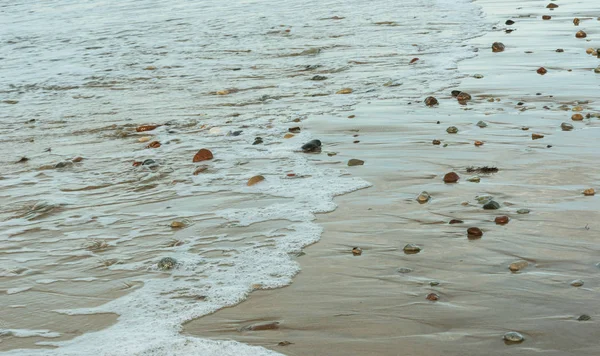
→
(0, 0, 486, 354)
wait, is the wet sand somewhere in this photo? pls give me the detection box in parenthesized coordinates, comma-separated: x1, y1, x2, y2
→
(184, 0, 600, 354)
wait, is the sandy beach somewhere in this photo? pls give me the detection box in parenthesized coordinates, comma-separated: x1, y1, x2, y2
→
(184, 0, 600, 355)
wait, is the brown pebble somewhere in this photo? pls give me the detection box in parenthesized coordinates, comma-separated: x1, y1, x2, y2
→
(288, 127, 301, 133)
(532, 133, 544, 140)
(546, 2, 558, 8)
(410, 57, 419, 64)
(426, 293, 439, 301)
(509, 260, 529, 272)
(542, 15, 551, 20)
(456, 92, 472, 101)
(521, 127, 529, 131)
(572, 114, 584, 121)
(72, 157, 84, 163)
(193, 149, 213, 162)
(449, 219, 464, 224)
(336, 88, 353, 94)
(284, 133, 295, 139)
(352, 247, 362, 256)
(424, 96, 438, 106)
(492, 42, 505, 53)
(474, 141, 484, 147)
(136, 125, 160, 132)
(443, 172, 460, 183)
(170, 221, 185, 229)
(147, 141, 161, 148)
(583, 188, 595, 196)
(193, 166, 209, 175)
(537, 67, 547, 75)
(467, 227, 483, 238)
(433, 139, 441, 145)
(495, 216, 510, 225)
(573, 18, 580, 26)
(576, 30, 587, 38)
(247, 175, 265, 186)
(348, 115, 355, 118)
(278, 341, 293, 346)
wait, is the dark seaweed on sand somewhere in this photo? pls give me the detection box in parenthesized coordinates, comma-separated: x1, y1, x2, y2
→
(466, 166, 499, 174)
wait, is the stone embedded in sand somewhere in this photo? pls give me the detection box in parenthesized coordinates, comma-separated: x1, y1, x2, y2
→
(456, 92, 472, 101)
(509, 260, 529, 272)
(483, 200, 500, 210)
(467, 176, 481, 183)
(288, 127, 301, 133)
(157, 257, 177, 271)
(72, 157, 84, 163)
(546, 2, 558, 8)
(247, 175, 265, 186)
(492, 42, 505, 53)
(594, 67, 600, 74)
(503, 331, 525, 343)
(576, 30, 587, 38)
(410, 57, 419, 64)
(352, 247, 362, 256)
(506, 20, 515, 25)
(572, 106, 583, 112)
(253, 137, 264, 145)
(467, 227, 483, 239)
(476, 121, 488, 128)
(417, 191, 431, 204)
(561, 122, 574, 131)
(578, 315, 592, 321)
(537, 67, 547, 75)
(495, 216, 510, 225)
(474, 74, 484, 79)
(583, 188, 595, 196)
(556, 48, 564, 52)
(348, 159, 365, 166)
(587, 48, 595, 54)
(147, 141, 161, 148)
(193, 148, 213, 162)
(424, 96, 439, 106)
(571, 279, 584, 287)
(474, 141, 483, 147)
(432, 139, 441, 145)
(517, 208, 530, 214)
(426, 293, 439, 301)
(574, 18, 580, 26)
(278, 341, 293, 346)
(301, 139, 322, 153)
(311, 75, 327, 81)
(543, 15, 552, 20)
(403, 244, 421, 254)
(449, 219, 464, 224)
(216, 90, 230, 95)
(572, 113, 584, 121)
(336, 88, 353, 94)
(446, 126, 458, 134)
(138, 136, 152, 143)
(170, 221, 185, 229)
(284, 133, 294, 139)
(443, 172, 460, 183)
(136, 124, 160, 132)
(451, 90, 461, 97)
(532, 133, 544, 140)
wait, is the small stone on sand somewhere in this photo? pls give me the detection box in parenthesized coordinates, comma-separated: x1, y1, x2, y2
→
(503, 331, 525, 343)
(483, 200, 500, 210)
(348, 159, 365, 166)
(403, 244, 421, 254)
(509, 260, 528, 272)
(583, 188, 595, 196)
(247, 175, 265, 186)
(443, 172, 460, 183)
(571, 279, 584, 287)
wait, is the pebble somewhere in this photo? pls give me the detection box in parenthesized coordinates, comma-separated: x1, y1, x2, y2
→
(426, 293, 439, 301)
(573, 18, 580, 26)
(430, 281, 440, 286)
(157, 257, 177, 271)
(403, 244, 421, 254)
(432, 139, 441, 145)
(138, 136, 151, 143)
(595, 67, 600, 74)
(571, 279, 584, 287)
(483, 200, 500, 210)
(72, 157, 84, 163)
(247, 175, 265, 186)
(495, 216, 510, 225)
(492, 42, 505, 53)
(474, 141, 483, 147)
(147, 141, 161, 148)
(193, 165, 208, 175)
(474, 74, 484, 79)
(537, 67, 547, 75)
(253, 137, 263, 145)
(311, 75, 327, 81)
(425, 96, 439, 106)
(506, 20, 515, 25)
(467, 227, 483, 238)
(476, 121, 488, 128)
(476, 195, 493, 204)
(503, 331, 525, 343)
(443, 172, 460, 183)
(449, 219, 464, 224)
(336, 88, 353, 94)
(348, 159, 365, 166)
(532, 133, 544, 140)
(278, 341, 293, 346)
(170, 221, 185, 229)
(577, 315, 591, 321)
(576, 30, 587, 38)
(446, 126, 458, 134)
(456, 92, 472, 101)
(397, 267, 413, 273)
(572, 106, 583, 112)
(417, 191, 431, 204)
(572, 114, 584, 121)
(451, 90, 461, 97)
(543, 15, 551, 20)
(467, 176, 480, 183)
(142, 159, 156, 166)
(546, 2, 558, 8)
(583, 188, 595, 196)
(509, 260, 528, 272)
(193, 148, 213, 162)
(561, 122, 574, 131)
(556, 48, 563, 52)
(209, 127, 222, 135)
(136, 125, 160, 132)
(352, 247, 362, 256)
(284, 133, 295, 139)
(301, 139, 322, 153)
(517, 209, 530, 214)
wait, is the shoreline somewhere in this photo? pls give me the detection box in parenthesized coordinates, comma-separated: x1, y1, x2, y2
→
(183, 0, 600, 355)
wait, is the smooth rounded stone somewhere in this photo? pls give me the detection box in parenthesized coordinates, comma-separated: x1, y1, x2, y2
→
(336, 88, 353, 94)
(492, 42, 505, 53)
(432, 139, 441, 145)
(561, 122, 574, 131)
(503, 331, 525, 344)
(583, 188, 595, 196)
(301, 139, 322, 153)
(449, 219, 464, 224)
(537, 67, 547, 75)
(474, 141, 484, 147)
(284, 133, 294, 139)
(138, 136, 151, 143)
(170, 221, 185, 229)
(546, 2, 558, 8)
(577, 314, 592, 321)
(556, 48, 564, 52)
(142, 159, 157, 166)
(473, 74, 484, 79)
(288, 126, 301, 133)
(446, 126, 458, 134)
(147, 141, 161, 148)
(55, 161, 74, 169)
(311, 75, 327, 81)
(574, 18, 580, 26)
(532, 133, 544, 140)
(483, 200, 500, 210)
(253, 137, 264, 145)
(456, 92, 471, 101)
(229, 130, 243, 136)
(594, 67, 600, 74)
(572, 106, 583, 112)
(476, 195, 493, 204)
(543, 15, 552, 20)
(424, 96, 439, 106)
(517, 208, 530, 214)
(509, 260, 528, 272)
(576, 30, 587, 38)
(426, 293, 439, 301)
(247, 175, 265, 186)
(443, 172, 460, 183)
(157, 257, 177, 271)
(417, 191, 431, 204)
(352, 247, 362, 256)
(467, 227, 483, 239)
(403, 244, 421, 254)
(136, 124, 160, 132)
(278, 341, 293, 346)
(397, 267, 413, 273)
(476, 121, 488, 128)
(348, 159, 365, 166)
(72, 157, 84, 163)
(451, 90, 461, 97)
(572, 113, 584, 121)
(506, 19, 515, 25)
(495, 216, 510, 225)
(571, 279, 584, 287)
(193, 148, 213, 162)
(467, 176, 480, 183)
(430, 281, 440, 286)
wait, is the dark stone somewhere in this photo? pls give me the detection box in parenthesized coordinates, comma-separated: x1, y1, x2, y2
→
(578, 315, 591, 321)
(253, 137, 264, 145)
(301, 139, 322, 153)
(311, 75, 327, 81)
(506, 20, 515, 25)
(449, 219, 464, 224)
(483, 200, 500, 210)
